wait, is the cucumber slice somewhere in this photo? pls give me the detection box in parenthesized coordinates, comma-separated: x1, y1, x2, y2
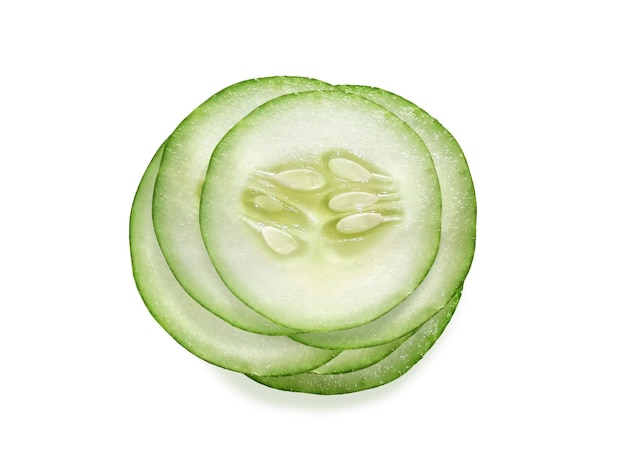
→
(130, 145, 338, 376)
(130, 76, 476, 394)
(201, 90, 442, 331)
(248, 291, 460, 395)
(291, 85, 476, 349)
(153, 77, 335, 335)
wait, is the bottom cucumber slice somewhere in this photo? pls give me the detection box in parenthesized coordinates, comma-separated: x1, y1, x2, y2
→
(130, 145, 337, 376)
(247, 291, 460, 394)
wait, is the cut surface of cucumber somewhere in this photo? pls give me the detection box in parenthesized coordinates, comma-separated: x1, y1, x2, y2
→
(130, 76, 476, 394)
(201, 90, 442, 331)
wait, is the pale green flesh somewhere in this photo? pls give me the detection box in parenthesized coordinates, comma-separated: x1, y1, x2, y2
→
(201, 90, 442, 332)
(152, 77, 335, 335)
(248, 291, 460, 394)
(130, 146, 338, 376)
(291, 86, 476, 349)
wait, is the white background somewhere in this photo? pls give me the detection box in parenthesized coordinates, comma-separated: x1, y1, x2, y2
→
(2, 1, 624, 468)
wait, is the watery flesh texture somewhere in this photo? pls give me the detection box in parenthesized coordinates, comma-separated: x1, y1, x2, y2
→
(201, 91, 442, 332)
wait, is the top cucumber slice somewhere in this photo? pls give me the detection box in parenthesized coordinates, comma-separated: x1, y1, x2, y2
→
(200, 90, 442, 332)
(152, 77, 335, 335)
(291, 85, 476, 348)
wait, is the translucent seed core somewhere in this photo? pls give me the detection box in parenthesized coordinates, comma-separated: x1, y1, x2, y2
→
(329, 192, 378, 212)
(336, 213, 384, 234)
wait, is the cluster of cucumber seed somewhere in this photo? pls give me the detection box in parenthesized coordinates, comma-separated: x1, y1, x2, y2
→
(130, 77, 476, 394)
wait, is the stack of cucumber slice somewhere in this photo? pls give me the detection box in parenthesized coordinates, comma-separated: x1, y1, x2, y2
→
(130, 76, 476, 394)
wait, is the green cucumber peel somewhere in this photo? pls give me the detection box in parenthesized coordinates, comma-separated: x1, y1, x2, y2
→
(249, 291, 460, 395)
